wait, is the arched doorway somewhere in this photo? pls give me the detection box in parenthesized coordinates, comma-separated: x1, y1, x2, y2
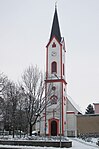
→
(51, 120, 57, 136)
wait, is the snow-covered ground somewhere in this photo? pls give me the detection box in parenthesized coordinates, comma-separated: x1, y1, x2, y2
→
(0, 137, 98, 149)
(70, 138, 98, 149)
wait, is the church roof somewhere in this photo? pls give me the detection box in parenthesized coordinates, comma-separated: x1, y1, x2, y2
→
(50, 6, 61, 42)
(67, 95, 82, 114)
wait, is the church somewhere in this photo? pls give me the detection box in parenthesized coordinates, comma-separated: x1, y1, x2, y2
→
(36, 6, 81, 137)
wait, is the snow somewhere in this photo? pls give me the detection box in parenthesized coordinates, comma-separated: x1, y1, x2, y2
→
(0, 137, 98, 149)
(70, 138, 98, 149)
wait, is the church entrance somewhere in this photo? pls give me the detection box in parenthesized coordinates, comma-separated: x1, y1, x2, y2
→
(51, 120, 57, 136)
(48, 118, 59, 136)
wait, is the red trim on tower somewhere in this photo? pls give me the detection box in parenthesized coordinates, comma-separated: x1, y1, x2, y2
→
(46, 47, 48, 79)
(62, 82, 64, 135)
(52, 42, 56, 48)
(44, 80, 47, 135)
(45, 79, 67, 85)
(46, 36, 62, 48)
(60, 44, 62, 78)
(66, 111, 75, 114)
(48, 118, 59, 136)
(63, 64, 64, 75)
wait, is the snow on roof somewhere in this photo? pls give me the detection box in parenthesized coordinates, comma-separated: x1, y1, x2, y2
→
(93, 103, 99, 105)
(66, 94, 82, 114)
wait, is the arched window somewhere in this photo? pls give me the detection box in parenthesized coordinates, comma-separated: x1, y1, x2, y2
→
(51, 61, 57, 74)
(50, 95, 58, 104)
(52, 42, 56, 48)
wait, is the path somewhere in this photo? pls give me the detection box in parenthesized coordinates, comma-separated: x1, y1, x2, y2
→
(70, 138, 98, 149)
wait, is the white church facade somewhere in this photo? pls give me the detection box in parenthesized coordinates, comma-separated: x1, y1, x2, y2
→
(36, 6, 81, 137)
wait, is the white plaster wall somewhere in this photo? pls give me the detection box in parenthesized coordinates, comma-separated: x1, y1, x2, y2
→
(46, 81, 61, 133)
(66, 114, 77, 137)
(47, 38, 61, 79)
(62, 44, 66, 79)
(62, 83, 67, 136)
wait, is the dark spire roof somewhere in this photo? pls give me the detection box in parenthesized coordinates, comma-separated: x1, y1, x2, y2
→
(50, 6, 61, 42)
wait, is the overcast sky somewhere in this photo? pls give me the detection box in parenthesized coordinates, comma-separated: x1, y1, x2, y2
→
(0, 0, 99, 113)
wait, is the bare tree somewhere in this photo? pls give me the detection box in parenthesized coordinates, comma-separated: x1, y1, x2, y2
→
(3, 80, 19, 137)
(15, 85, 28, 136)
(21, 65, 52, 136)
(0, 73, 8, 132)
(0, 72, 8, 96)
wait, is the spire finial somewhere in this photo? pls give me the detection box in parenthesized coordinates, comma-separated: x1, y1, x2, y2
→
(55, 1, 57, 10)
(50, 1, 61, 42)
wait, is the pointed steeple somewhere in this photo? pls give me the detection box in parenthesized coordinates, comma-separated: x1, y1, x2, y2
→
(50, 5, 61, 42)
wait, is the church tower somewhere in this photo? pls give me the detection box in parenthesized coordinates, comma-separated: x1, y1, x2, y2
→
(45, 5, 67, 136)
(36, 5, 80, 137)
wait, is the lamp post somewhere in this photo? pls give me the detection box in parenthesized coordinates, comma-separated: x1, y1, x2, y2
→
(54, 74, 62, 148)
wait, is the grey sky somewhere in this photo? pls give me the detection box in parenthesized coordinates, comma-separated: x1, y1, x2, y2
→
(0, 0, 99, 113)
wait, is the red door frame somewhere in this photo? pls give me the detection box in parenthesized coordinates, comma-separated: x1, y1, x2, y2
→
(48, 118, 59, 136)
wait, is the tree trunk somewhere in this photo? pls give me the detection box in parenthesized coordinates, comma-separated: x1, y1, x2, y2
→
(29, 123, 32, 136)
(12, 126, 15, 138)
